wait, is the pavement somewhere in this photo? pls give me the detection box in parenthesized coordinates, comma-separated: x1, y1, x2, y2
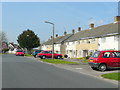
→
(26, 56, 120, 85)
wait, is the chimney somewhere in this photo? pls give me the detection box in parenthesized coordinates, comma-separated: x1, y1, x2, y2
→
(64, 31, 67, 36)
(89, 23, 94, 29)
(56, 34, 58, 37)
(114, 16, 120, 23)
(50, 36, 53, 39)
(72, 29, 75, 34)
(78, 27, 81, 32)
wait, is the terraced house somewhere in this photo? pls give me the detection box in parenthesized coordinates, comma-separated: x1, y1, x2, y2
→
(41, 16, 120, 58)
(41, 32, 73, 56)
(65, 16, 120, 58)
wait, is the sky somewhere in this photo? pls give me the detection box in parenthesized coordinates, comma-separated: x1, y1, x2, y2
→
(1, 1, 118, 44)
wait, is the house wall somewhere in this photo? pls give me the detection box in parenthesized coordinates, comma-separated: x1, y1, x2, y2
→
(54, 44, 61, 54)
(41, 45, 52, 50)
(66, 41, 77, 58)
(76, 38, 98, 58)
(98, 35, 119, 50)
(60, 43, 66, 56)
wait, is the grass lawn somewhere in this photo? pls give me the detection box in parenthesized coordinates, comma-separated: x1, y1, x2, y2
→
(71, 58, 88, 63)
(40, 59, 80, 64)
(101, 72, 120, 81)
(79, 59, 88, 63)
(24, 54, 33, 56)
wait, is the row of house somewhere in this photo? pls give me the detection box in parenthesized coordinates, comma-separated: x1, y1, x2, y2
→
(0, 42, 20, 54)
(41, 16, 120, 58)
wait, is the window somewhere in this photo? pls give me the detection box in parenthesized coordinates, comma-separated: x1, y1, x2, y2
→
(67, 42, 69, 45)
(101, 37, 106, 43)
(102, 52, 110, 58)
(112, 52, 120, 58)
(92, 38, 95, 44)
(114, 35, 120, 41)
(42, 51, 49, 54)
(86, 40, 90, 44)
(73, 41, 75, 44)
(78, 40, 80, 44)
(91, 51, 100, 58)
(82, 40, 84, 44)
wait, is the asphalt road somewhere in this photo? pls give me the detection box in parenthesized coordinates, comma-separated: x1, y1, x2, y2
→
(2, 54, 119, 88)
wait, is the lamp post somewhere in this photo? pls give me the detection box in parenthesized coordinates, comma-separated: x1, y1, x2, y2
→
(45, 21, 54, 59)
(26, 34, 29, 54)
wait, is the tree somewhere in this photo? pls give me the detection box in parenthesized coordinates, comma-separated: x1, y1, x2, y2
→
(0, 31, 8, 48)
(17, 29, 40, 54)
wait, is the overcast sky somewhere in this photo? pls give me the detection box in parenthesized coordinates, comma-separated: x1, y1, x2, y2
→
(1, 1, 118, 43)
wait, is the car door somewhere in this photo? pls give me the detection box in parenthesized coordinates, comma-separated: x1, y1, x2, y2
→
(111, 51, 120, 67)
(101, 52, 112, 67)
(42, 51, 51, 58)
(48, 51, 53, 58)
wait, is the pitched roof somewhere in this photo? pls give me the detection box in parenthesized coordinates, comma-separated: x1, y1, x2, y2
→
(42, 34, 73, 45)
(66, 22, 119, 42)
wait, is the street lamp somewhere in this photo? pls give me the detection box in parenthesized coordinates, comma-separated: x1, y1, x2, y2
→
(44, 21, 54, 60)
(26, 34, 29, 54)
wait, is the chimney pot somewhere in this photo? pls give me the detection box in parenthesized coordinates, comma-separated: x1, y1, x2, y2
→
(64, 31, 67, 36)
(72, 29, 75, 34)
(114, 16, 120, 23)
(78, 27, 81, 32)
(89, 23, 94, 29)
(56, 34, 58, 37)
(50, 36, 53, 39)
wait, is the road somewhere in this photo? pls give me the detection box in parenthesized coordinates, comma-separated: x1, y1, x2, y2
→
(2, 54, 119, 88)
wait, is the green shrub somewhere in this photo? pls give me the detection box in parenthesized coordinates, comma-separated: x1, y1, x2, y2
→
(85, 56, 91, 59)
(2, 48, 9, 53)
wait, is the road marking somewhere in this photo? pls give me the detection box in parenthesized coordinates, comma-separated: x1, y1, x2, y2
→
(76, 68, 83, 69)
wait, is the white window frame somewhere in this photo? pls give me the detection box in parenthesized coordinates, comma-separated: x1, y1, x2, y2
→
(101, 37, 106, 43)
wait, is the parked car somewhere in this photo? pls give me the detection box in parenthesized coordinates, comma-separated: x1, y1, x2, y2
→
(32, 50, 43, 58)
(37, 50, 62, 59)
(88, 50, 120, 71)
(15, 50, 24, 56)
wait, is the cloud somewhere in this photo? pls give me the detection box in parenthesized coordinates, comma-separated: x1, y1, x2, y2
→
(88, 19, 104, 26)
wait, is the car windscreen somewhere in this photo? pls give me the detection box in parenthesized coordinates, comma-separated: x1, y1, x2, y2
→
(91, 51, 100, 58)
(17, 51, 23, 52)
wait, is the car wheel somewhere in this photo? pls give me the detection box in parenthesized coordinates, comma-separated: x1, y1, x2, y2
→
(33, 55, 36, 58)
(57, 56, 61, 59)
(42, 55, 46, 59)
(98, 64, 107, 71)
(91, 67, 97, 70)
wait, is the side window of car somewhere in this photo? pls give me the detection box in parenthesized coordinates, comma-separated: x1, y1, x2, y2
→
(102, 52, 110, 58)
(112, 52, 120, 58)
(43, 51, 49, 54)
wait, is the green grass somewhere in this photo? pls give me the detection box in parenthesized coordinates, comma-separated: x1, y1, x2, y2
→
(79, 59, 88, 63)
(101, 72, 120, 81)
(70, 58, 88, 63)
(24, 54, 33, 56)
(40, 59, 80, 64)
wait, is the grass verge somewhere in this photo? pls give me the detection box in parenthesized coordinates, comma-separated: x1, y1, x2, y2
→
(79, 59, 88, 63)
(24, 54, 33, 56)
(40, 59, 80, 64)
(71, 58, 88, 63)
(101, 72, 120, 81)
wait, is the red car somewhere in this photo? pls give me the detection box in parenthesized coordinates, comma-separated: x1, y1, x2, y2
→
(88, 50, 120, 71)
(37, 50, 62, 59)
(15, 50, 24, 56)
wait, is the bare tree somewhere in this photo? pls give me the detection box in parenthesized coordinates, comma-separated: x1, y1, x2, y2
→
(0, 31, 8, 48)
